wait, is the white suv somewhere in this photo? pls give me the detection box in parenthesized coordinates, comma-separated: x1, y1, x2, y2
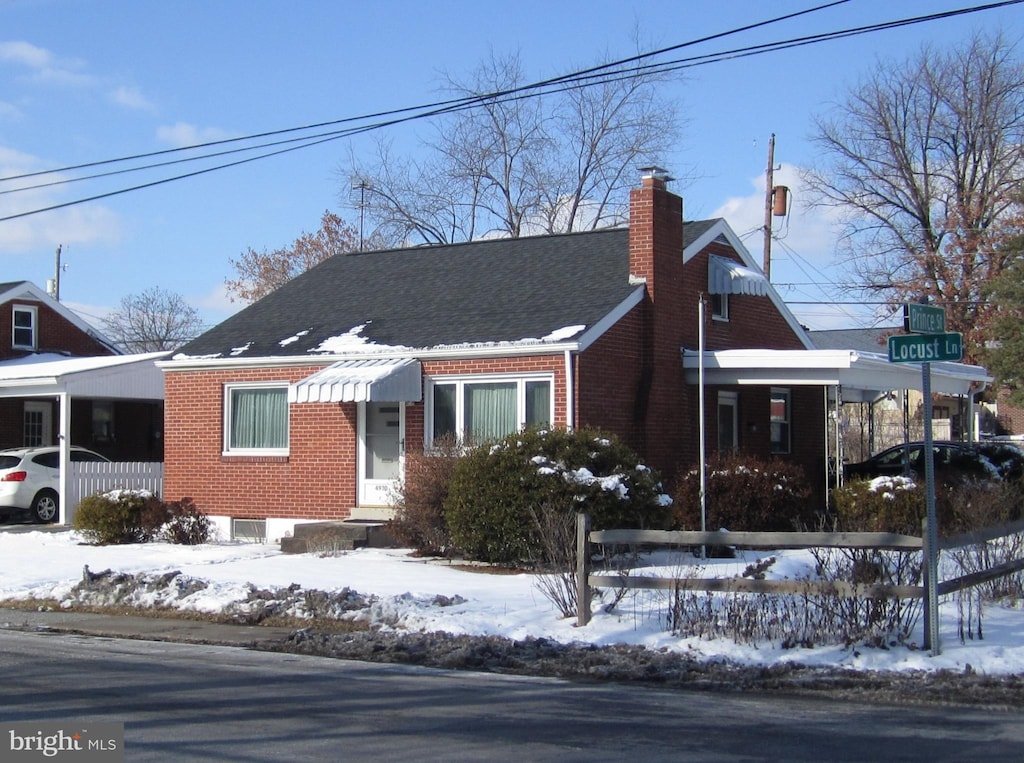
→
(0, 446, 109, 523)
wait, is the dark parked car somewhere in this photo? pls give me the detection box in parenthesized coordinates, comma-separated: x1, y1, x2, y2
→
(843, 440, 1024, 483)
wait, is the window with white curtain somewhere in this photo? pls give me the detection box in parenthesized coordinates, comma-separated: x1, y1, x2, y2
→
(429, 375, 552, 445)
(224, 383, 289, 455)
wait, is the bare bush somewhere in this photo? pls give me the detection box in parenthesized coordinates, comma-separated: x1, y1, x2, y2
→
(528, 503, 579, 618)
(387, 435, 462, 556)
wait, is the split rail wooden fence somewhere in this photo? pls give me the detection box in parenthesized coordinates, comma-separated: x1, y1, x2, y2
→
(574, 514, 1024, 651)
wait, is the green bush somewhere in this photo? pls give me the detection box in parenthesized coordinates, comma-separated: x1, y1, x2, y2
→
(444, 427, 672, 564)
(388, 435, 461, 556)
(73, 490, 163, 545)
(672, 451, 815, 531)
(832, 476, 1023, 536)
(830, 476, 925, 535)
(74, 492, 211, 545)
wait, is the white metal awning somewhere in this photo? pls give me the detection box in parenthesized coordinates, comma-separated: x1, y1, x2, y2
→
(289, 358, 422, 403)
(708, 254, 770, 296)
(682, 348, 991, 401)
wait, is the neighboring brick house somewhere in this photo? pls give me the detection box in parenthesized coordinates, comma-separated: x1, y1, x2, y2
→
(160, 172, 989, 542)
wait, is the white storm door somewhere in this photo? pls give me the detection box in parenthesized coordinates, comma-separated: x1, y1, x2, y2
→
(24, 401, 52, 446)
(358, 401, 405, 506)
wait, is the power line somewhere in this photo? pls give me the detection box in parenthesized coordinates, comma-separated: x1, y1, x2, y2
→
(1, 0, 1020, 223)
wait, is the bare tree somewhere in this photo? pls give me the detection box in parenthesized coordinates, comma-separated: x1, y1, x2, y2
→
(803, 32, 1024, 361)
(102, 287, 205, 352)
(225, 210, 376, 303)
(343, 49, 680, 245)
(983, 197, 1024, 405)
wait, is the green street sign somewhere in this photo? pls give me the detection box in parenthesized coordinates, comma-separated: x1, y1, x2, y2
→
(904, 303, 946, 334)
(888, 332, 963, 363)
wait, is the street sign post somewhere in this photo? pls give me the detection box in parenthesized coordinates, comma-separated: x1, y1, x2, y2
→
(904, 302, 946, 334)
(889, 303, 961, 655)
(887, 332, 963, 363)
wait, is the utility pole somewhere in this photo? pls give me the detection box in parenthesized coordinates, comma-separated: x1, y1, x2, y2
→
(53, 245, 64, 301)
(352, 179, 370, 252)
(763, 134, 775, 280)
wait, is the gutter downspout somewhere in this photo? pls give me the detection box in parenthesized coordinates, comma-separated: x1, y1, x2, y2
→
(564, 349, 574, 431)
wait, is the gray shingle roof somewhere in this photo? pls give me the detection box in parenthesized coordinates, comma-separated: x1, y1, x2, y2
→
(808, 327, 895, 353)
(178, 221, 720, 360)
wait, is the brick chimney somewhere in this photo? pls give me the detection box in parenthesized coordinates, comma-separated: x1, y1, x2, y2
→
(629, 168, 682, 299)
(628, 167, 687, 477)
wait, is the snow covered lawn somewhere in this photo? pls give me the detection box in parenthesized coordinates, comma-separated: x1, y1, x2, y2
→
(2, 528, 1023, 676)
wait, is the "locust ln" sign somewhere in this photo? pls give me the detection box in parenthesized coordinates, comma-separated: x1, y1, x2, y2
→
(887, 332, 963, 363)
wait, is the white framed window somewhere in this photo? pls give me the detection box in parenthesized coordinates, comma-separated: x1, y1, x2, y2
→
(717, 391, 738, 452)
(12, 305, 37, 349)
(711, 293, 729, 321)
(770, 387, 791, 454)
(223, 382, 289, 455)
(428, 374, 553, 445)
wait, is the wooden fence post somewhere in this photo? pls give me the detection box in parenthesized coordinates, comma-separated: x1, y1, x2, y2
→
(576, 512, 591, 627)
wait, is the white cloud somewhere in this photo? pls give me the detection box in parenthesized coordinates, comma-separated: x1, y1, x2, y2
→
(109, 85, 157, 113)
(711, 163, 839, 266)
(0, 40, 94, 87)
(0, 101, 21, 120)
(711, 165, 879, 331)
(0, 145, 123, 254)
(0, 40, 52, 68)
(156, 122, 233, 148)
(192, 282, 243, 324)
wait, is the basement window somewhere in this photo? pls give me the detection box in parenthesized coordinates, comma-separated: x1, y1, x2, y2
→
(232, 518, 267, 543)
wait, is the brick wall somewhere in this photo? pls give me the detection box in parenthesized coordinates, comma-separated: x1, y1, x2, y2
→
(0, 298, 114, 359)
(700, 244, 806, 351)
(164, 354, 566, 521)
(577, 306, 645, 455)
(164, 365, 358, 521)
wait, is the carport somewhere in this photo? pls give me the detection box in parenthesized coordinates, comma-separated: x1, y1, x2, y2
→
(0, 352, 168, 523)
(682, 347, 992, 498)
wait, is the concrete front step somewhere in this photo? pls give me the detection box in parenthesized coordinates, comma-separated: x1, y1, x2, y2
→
(281, 519, 395, 554)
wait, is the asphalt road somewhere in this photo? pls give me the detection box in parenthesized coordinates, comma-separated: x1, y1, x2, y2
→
(3, 630, 1023, 762)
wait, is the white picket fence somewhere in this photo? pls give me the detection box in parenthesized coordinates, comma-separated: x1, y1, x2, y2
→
(67, 462, 164, 512)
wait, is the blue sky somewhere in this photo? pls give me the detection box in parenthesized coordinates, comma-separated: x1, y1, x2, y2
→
(2, 0, 1022, 337)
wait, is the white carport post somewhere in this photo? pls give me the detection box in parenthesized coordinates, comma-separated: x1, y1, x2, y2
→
(57, 391, 71, 525)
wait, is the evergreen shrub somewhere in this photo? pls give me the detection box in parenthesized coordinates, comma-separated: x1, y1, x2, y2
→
(73, 490, 163, 545)
(74, 492, 211, 545)
(444, 428, 672, 564)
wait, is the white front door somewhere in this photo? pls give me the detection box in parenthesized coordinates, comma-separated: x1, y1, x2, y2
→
(24, 401, 52, 446)
(358, 402, 404, 506)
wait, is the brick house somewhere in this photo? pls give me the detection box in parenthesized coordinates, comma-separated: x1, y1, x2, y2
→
(160, 173, 989, 542)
